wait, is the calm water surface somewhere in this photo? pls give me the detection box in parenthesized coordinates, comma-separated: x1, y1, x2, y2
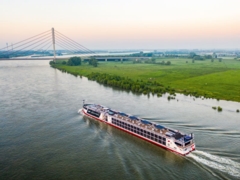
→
(0, 60, 240, 180)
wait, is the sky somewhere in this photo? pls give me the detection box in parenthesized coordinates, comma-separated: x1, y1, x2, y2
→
(1, 0, 240, 50)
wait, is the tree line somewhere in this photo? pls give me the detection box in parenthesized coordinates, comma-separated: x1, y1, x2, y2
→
(49, 56, 98, 67)
(87, 72, 176, 96)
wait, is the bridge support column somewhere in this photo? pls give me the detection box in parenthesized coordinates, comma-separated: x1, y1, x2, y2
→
(105, 58, 107, 62)
(52, 28, 56, 62)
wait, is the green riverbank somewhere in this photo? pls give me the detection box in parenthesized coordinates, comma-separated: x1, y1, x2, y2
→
(51, 58, 240, 102)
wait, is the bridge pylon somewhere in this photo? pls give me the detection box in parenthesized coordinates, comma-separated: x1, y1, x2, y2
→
(52, 28, 56, 62)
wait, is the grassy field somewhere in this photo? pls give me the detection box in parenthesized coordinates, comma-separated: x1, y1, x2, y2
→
(53, 58, 240, 102)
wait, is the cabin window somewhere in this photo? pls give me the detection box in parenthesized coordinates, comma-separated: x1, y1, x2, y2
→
(144, 130, 146, 133)
(185, 142, 191, 146)
(147, 132, 150, 135)
(175, 142, 182, 146)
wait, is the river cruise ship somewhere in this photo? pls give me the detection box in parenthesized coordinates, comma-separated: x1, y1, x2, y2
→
(79, 102, 195, 156)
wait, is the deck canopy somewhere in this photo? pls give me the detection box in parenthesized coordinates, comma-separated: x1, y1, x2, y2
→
(129, 116, 139, 120)
(108, 109, 117, 115)
(119, 112, 128, 117)
(141, 119, 152, 125)
(184, 135, 192, 142)
(154, 124, 165, 129)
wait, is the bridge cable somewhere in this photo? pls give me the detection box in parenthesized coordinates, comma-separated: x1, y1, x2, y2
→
(5, 35, 52, 57)
(55, 41, 77, 54)
(1, 32, 52, 55)
(11, 39, 53, 58)
(54, 39, 78, 54)
(55, 31, 96, 56)
(0, 30, 51, 51)
(55, 30, 97, 55)
(55, 32, 94, 55)
(55, 34, 94, 56)
(55, 43, 76, 54)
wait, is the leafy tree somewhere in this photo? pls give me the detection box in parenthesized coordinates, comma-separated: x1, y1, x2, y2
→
(49, 61, 55, 65)
(204, 55, 212, 59)
(189, 52, 196, 58)
(89, 57, 98, 67)
(166, 61, 171, 65)
(62, 61, 66, 65)
(67, 56, 81, 66)
(193, 55, 204, 60)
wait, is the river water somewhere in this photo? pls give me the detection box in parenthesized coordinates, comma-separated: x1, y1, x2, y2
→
(0, 60, 239, 180)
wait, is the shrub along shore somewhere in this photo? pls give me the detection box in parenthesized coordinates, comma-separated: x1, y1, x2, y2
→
(50, 57, 240, 103)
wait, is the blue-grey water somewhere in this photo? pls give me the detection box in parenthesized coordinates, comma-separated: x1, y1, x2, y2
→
(0, 60, 240, 180)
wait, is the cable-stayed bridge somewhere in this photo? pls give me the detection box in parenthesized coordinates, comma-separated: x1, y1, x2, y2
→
(0, 28, 151, 62)
(0, 28, 97, 61)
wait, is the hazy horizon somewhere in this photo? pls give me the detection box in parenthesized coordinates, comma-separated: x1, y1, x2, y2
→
(1, 0, 240, 49)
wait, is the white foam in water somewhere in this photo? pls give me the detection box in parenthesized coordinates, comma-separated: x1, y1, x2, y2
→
(188, 150, 240, 178)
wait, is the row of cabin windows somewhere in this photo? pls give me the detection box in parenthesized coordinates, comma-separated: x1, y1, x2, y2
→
(87, 109, 100, 118)
(112, 118, 166, 145)
(175, 141, 191, 147)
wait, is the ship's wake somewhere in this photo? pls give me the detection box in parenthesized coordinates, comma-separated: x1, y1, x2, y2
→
(187, 150, 240, 178)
